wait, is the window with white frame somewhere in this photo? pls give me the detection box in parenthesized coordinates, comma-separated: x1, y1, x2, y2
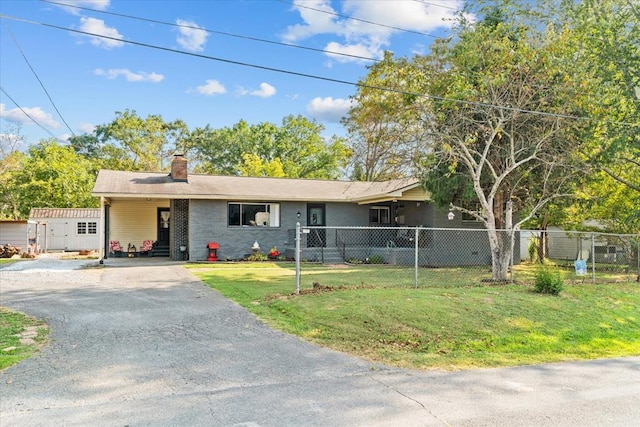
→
(77, 221, 97, 235)
(228, 203, 280, 227)
(369, 206, 391, 224)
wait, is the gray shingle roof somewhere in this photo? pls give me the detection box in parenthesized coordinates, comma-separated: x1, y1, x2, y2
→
(92, 170, 428, 203)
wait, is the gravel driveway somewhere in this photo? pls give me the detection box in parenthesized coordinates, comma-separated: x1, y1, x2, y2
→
(1, 256, 639, 426)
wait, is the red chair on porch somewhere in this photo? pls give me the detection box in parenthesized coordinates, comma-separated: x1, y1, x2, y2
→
(141, 240, 154, 256)
(110, 240, 122, 257)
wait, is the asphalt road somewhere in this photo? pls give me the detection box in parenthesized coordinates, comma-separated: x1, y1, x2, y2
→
(1, 256, 639, 426)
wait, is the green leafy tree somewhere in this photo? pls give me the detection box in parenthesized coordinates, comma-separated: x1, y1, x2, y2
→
(9, 140, 98, 218)
(347, 13, 589, 280)
(193, 115, 350, 178)
(343, 51, 432, 181)
(565, 0, 639, 210)
(464, 0, 639, 234)
(239, 153, 286, 177)
(95, 109, 191, 171)
(0, 124, 26, 219)
(68, 133, 135, 171)
(425, 22, 588, 280)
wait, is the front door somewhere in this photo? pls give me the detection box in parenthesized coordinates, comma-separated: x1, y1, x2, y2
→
(307, 204, 326, 247)
(157, 208, 170, 247)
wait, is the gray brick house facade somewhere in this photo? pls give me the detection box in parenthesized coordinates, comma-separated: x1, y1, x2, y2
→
(93, 155, 473, 262)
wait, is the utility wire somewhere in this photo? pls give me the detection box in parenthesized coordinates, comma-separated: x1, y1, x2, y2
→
(1, 14, 637, 127)
(40, 0, 380, 63)
(2, 20, 75, 136)
(0, 86, 66, 142)
(276, 0, 442, 38)
(411, 0, 461, 12)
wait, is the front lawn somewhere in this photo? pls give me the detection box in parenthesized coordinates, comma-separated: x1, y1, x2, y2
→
(189, 262, 640, 370)
(0, 307, 49, 370)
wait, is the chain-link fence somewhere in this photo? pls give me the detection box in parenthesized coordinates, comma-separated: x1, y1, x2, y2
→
(290, 226, 640, 292)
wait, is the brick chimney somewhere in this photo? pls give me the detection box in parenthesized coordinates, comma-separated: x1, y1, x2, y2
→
(170, 154, 188, 182)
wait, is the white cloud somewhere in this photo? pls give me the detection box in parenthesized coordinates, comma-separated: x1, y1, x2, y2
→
(193, 80, 226, 96)
(282, 0, 342, 42)
(176, 19, 209, 52)
(342, 0, 461, 33)
(94, 68, 164, 82)
(325, 41, 384, 63)
(77, 123, 96, 134)
(53, 0, 110, 15)
(0, 103, 60, 129)
(283, 0, 463, 64)
(250, 83, 277, 98)
(78, 17, 124, 49)
(306, 97, 353, 122)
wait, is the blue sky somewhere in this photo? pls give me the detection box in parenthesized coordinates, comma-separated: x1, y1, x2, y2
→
(0, 0, 463, 147)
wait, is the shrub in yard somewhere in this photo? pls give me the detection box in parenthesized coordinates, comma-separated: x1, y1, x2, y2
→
(534, 267, 564, 295)
(246, 251, 268, 262)
(527, 236, 539, 262)
(366, 254, 384, 264)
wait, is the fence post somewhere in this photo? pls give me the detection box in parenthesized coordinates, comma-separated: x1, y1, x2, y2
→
(414, 227, 419, 288)
(591, 232, 596, 283)
(510, 230, 514, 283)
(295, 222, 301, 294)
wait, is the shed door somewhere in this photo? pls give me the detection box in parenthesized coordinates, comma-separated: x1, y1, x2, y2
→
(50, 221, 68, 250)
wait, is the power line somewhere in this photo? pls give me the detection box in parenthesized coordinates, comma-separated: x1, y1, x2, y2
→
(1, 13, 636, 127)
(40, 0, 380, 63)
(0, 86, 67, 142)
(276, 0, 442, 38)
(411, 0, 461, 12)
(2, 20, 75, 136)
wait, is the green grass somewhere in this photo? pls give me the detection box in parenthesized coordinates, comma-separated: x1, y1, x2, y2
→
(0, 258, 30, 267)
(0, 307, 49, 370)
(189, 262, 640, 370)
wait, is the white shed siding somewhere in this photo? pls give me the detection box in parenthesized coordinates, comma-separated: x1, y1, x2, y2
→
(29, 208, 102, 251)
(33, 218, 100, 251)
(109, 199, 169, 249)
(0, 221, 29, 251)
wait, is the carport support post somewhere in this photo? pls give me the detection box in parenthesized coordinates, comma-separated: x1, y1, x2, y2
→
(295, 222, 301, 294)
(99, 196, 106, 264)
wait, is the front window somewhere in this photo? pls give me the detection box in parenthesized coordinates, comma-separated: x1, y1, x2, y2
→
(77, 222, 87, 234)
(228, 202, 280, 227)
(369, 206, 391, 224)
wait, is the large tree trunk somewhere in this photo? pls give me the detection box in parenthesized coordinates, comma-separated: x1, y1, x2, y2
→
(487, 200, 514, 282)
(537, 211, 550, 264)
(487, 229, 513, 282)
